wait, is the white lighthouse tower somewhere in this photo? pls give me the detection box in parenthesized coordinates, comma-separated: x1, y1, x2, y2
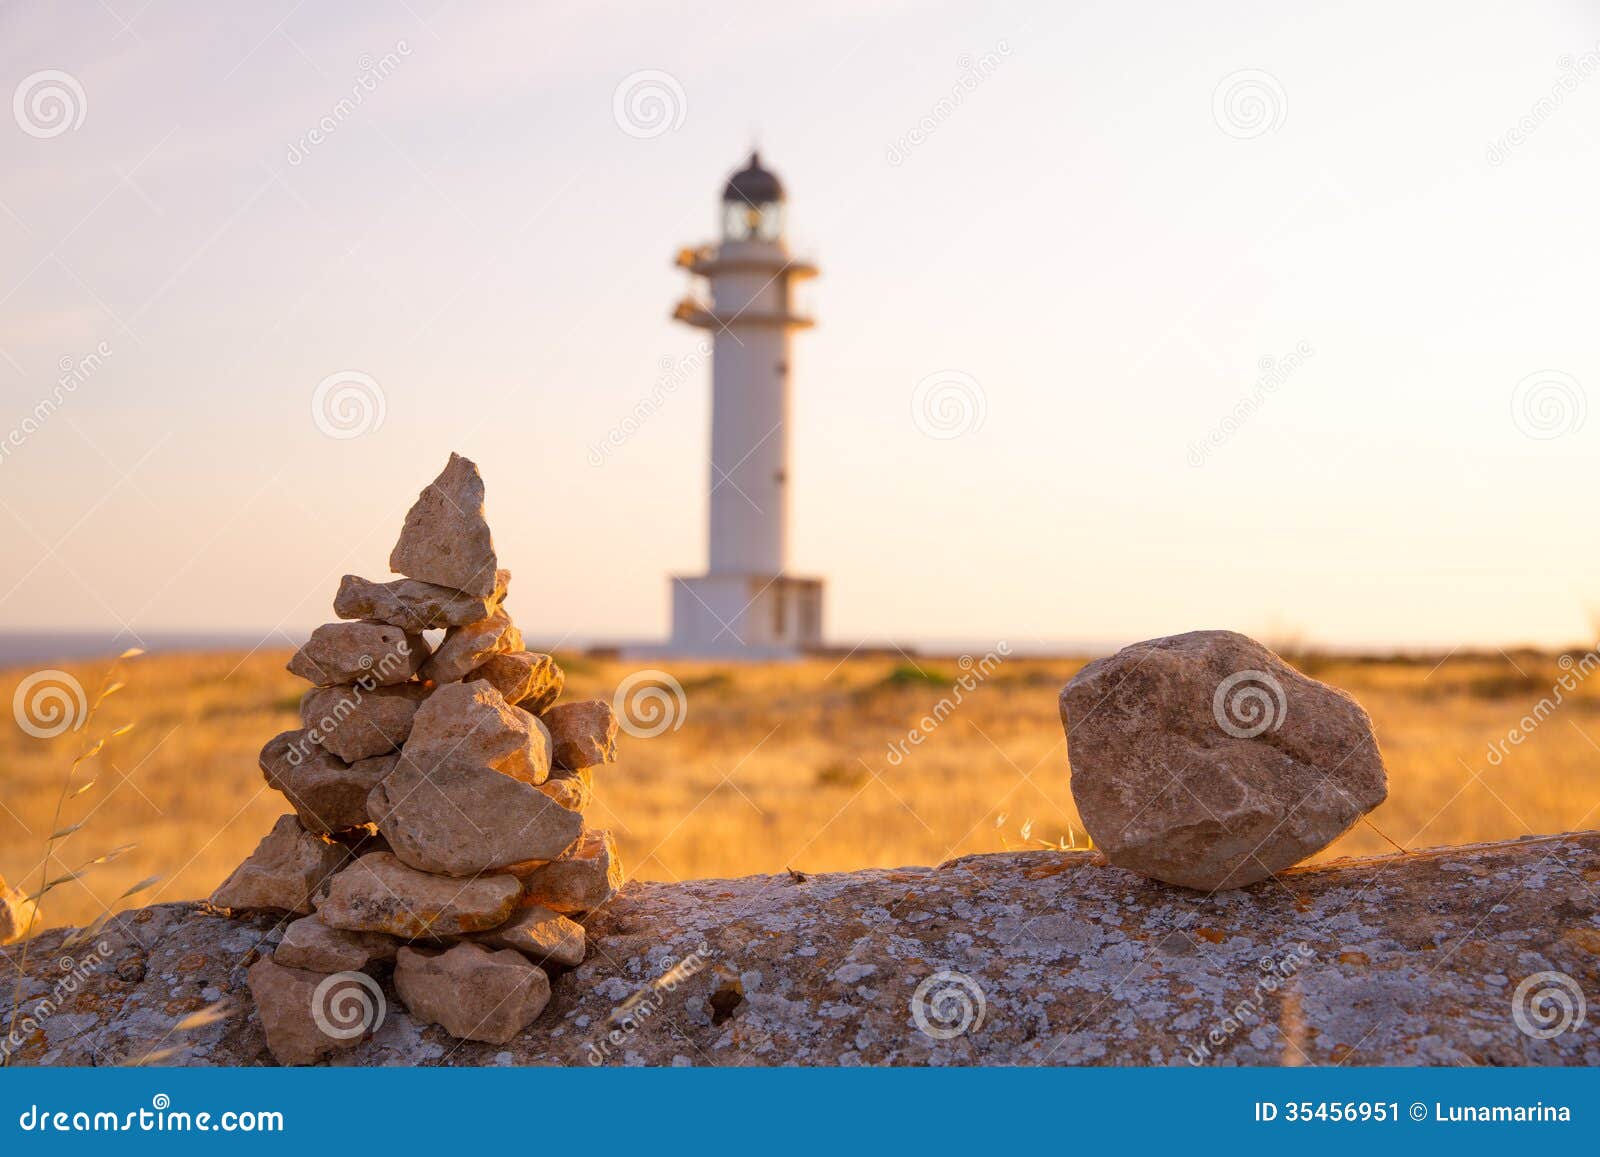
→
(669, 152, 824, 658)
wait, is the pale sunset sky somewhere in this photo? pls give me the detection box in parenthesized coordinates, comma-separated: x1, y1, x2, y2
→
(2, 1, 1598, 650)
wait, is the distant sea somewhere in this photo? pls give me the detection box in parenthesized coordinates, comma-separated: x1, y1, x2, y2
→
(0, 630, 1125, 669)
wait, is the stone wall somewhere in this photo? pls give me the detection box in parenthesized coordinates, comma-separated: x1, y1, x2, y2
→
(5, 832, 1598, 1066)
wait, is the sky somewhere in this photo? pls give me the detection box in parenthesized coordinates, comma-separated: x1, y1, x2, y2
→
(1, 0, 1598, 651)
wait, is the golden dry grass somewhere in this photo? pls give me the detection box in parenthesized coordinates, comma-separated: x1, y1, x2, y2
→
(3, 646, 1599, 932)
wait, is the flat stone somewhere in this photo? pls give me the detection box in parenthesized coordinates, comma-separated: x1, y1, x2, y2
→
(402, 680, 550, 786)
(286, 621, 426, 686)
(0, 875, 41, 945)
(536, 768, 593, 813)
(510, 828, 623, 914)
(247, 958, 375, 1065)
(468, 651, 563, 714)
(274, 915, 398, 973)
(367, 756, 582, 877)
(259, 729, 396, 834)
(420, 609, 522, 685)
(334, 570, 510, 632)
(300, 682, 430, 762)
(470, 905, 585, 968)
(541, 700, 618, 770)
(209, 815, 351, 915)
(315, 852, 520, 938)
(393, 943, 550, 1044)
(1059, 629, 1389, 891)
(389, 452, 499, 597)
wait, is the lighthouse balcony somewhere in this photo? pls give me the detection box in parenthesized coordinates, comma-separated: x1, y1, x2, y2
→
(673, 244, 819, 280)
(672, 295, 815, 330)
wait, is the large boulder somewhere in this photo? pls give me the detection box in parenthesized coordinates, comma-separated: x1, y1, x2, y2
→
(367, 757, 582, 877)
(393, 943, 551, 1044)
(388, 452, 499, 597)
(315, 852, 520, 938)
(300, 682, 430, 762)
(401, 681, 551, 786)
(286, 621, 425, 686)
(208, 815, 351, 914)
(1059, 630, 1388, 891)
(0, 875, 40, 945)
(258, 729, 395, 834)
(334, 570, 509, 632)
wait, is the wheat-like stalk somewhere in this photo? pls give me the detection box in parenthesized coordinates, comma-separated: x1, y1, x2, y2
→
(3, 648, 156, 1065)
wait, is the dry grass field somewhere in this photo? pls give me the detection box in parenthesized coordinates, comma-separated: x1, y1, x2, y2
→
(4, 646, 1600, 933)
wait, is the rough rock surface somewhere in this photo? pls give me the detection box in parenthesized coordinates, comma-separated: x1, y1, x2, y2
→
(541, 700, 618, 770)
(389, 452, 499, 597)
(471, 905, 586, 968)
(1061, 630, 1388, 890)
(402, 681, 551, 786)
(421, 609, 522, 685)
(286, 621, 426, 686)
(335, 571, 509, 632)
(274, 915, 398, 973)
(208, 815, 352, 915)
(469, 651, 564, 714)
(394, 944, 551, 1044)
(259, 730, 396, 834)
(8, 833, 1599, 1067)
(511, 829, 623, 914)
(367, 757, 582, 877)
(300, 683, 430, 762)
(314, 852, 521, 939)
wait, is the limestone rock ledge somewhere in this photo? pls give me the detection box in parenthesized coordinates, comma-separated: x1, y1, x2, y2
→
(5, 832, 1599, 1066)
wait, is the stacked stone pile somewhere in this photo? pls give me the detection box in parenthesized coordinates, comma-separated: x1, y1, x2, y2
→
(211, 453, 625, 1065)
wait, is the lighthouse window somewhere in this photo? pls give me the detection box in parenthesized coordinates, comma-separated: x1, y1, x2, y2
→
(772, 589, 787, 638)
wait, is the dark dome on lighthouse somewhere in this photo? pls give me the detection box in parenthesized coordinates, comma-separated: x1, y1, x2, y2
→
(722, 151, 784, 204)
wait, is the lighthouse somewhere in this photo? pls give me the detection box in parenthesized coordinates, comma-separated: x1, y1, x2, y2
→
(669, 152, 824, 657)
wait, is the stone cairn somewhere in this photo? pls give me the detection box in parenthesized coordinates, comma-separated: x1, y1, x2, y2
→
(211, 452, 623, 1065)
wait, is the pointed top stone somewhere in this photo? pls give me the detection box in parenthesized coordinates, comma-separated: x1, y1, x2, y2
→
(389, 453, 499, 596)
